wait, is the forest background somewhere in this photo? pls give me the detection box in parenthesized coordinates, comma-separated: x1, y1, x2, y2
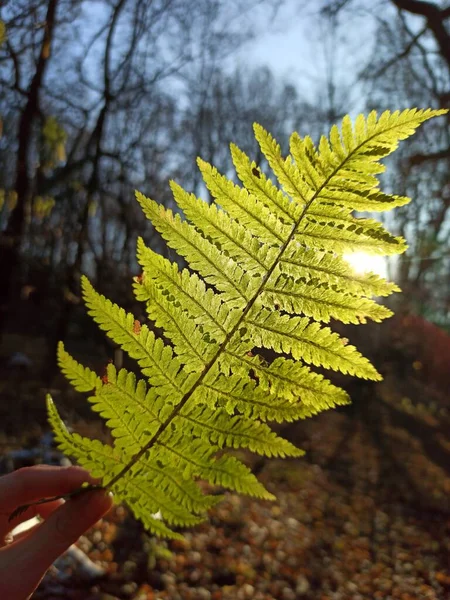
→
(1, 0, 450, 501)
(0, 0, 449, 471)
(0, 1, 450, 598)
(1, 0, 449, 353)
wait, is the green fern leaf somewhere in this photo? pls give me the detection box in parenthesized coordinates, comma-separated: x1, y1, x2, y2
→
(262, 267, 393, 323)
(57, 342, 101, 392)
(81, 277, 192, 397)
(244, 309, 380, 378)
(136, 193, 253, 306)
(49, 108, 447, 538)
(198, 157, 294, 242)
(279, 245, 400, 297)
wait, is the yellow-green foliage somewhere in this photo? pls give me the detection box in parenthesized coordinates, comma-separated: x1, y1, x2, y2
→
(0, 21, 6, 46)
(48, 109, 446, 538)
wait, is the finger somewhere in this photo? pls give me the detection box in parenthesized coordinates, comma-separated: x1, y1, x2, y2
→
(0, 489, 113, 599)
(0, 465, 97, 510)
(0, 466, 95, 539)
(37, 498, 65, 520)
(0, 499, 64, 546)
(30, 489, 113, 559)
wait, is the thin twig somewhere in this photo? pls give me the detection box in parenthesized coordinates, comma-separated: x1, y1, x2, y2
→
(8, 484, 105, 522)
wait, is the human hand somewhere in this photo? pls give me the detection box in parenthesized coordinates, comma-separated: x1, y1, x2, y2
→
(0, 465, 113, 599)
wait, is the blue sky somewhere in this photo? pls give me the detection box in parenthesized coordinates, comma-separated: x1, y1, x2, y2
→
(232, 0, 379, 111)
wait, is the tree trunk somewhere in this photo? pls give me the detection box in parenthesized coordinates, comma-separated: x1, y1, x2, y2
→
(0, 0, 58, 337)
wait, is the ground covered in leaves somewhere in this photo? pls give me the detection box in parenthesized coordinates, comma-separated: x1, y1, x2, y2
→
(27, 407, 450, 600)
(1, 334, 449, 600)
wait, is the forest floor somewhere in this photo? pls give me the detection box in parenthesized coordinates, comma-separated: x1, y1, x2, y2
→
(29, 409, 450, 600)
(1, 343, 450, 600)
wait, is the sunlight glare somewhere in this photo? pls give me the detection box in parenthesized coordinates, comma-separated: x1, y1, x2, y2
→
(343, 252, 387, 277)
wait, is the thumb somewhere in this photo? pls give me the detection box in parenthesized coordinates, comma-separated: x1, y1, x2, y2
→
(1, 489, 113, 599)
(29, 488, 113, 560)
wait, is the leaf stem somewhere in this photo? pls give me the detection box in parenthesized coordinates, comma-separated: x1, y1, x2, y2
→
(105, 192, 318, 491)
(8, 484, 105, 522)
(61, 119, 399, 493)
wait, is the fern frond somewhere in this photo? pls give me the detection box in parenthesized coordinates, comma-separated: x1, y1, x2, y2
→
(47, 396, 216, 536)
(135, 238, 235, 339)
(180, 404, 303, 458)
(262, 268, 393, 323)
(57, 342, 101, 392)
(315, 187, 410, 212)
(197, 157, 293, 242)
(254, 124, 313, 204)
(245, 308, 380, 379)
(170, 181, 279, 276)
(49, 108, 447, 538)
(47, 394, 124, 481)
(136, 193, 253, 307)
(279, 246, 400, 297)
(199, 362, 350, 416)
(293, 218, 407, 255)
(142, 278, 216, 371)
(81, 277, 191, 398)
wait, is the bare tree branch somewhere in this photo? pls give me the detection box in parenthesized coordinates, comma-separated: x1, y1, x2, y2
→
(410, 147, 450, 164)
(391, 0, 450, 70)
(370, 24, 426, 78)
